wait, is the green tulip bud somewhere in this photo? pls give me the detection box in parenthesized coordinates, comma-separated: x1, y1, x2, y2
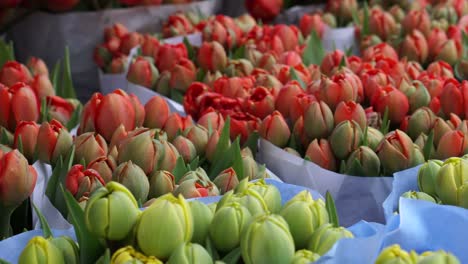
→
(330, 120, 363, 160)
(167, 243, 213, 264)
(291, 249, 321, 264)
(418, 250, 460, 264)
(345, 146, 381, 176)
(414, 134, 435, 159)
(307, 223, 354, 256)
(179, 168, 210, 183)
(85, 182, 140, 241)
(417, 160, 443, 197)
(208, 203, 217, 214)
(217, 189, 269, 217)
(209, 202, 252, 253)
(238, 179, 282, 213)
(111, 246, 162, 264)
(189, 201, 214, 245)
(213, 167, 239, 194)
(18, 236, 65, 264)
(49, 236, 79, 264)
(280, 191, 329, 249)
(113, 161, 150, 203)
(136, 193, 192, 260)
(366, 127, 384, 152)
(148, 170, 175, 198)
(241, 214, 295, 264)
(242, 155, 259, 180)
(401, 191, 436, 203)
(374, 245, 417, 264)
(435, 157, 468, 208)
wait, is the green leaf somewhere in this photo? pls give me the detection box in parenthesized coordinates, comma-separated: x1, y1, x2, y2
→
(423, 130, 434, 161)
(16, 136, 24, 155)
(0, 258, 11, 264)
(231, 138, 244, 181)
(0, 127, 11, 145)
(380, 107, 390, 135)
(170, 89, 184, 104)
(339, 160, 346, 174)
(205, 236, 220, 260)
(210, 117, 231, 167)
(455, 62, 464, 81)
(231, 45, 246, 60)
(172, 156, 189, 183)
(345, 158, 365, 176)
(183, 36, 196, 61)
(362, 125, 368, 147)
(326, 191, 340, 227)
(60, 47, 77, 99)
(31, 203, 52, 238)
(0, 40, 14, 68)
(66, 103, 82, 131)
(188, 156, 200, 171)
(242, 131, 259, 159)
(196, 68, 207, 82)
(345, 45, 354, 57)
(339, 55, 347, 68)
(95, 249, 111, 264)
(361, 1, 370, 37)
(51, 60, 61, 90)
(302, 30, 325, 66)
(289, 68, 306, 90)
(222, 247, 242, 264)
(61, 185, 104, 264)
(462, 31, 468, 59)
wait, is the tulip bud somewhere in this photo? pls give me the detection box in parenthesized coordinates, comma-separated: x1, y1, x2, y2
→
(371, 85, 409, 124)
(401, 191, 436, 203)
(13, 121, 39, 162)
(334, 101, 366, 130)
(418, 250, 461, 264)
(156, 43, 188, 72)
(245, 0, 283, 21)
(304, 101, 334, 140)
(244, 87, 275, 119)
(85, 182, 140, 241)
(275, 82, 304, 119)
(345, 146, 380, 176)
(241, 179, 282, 213)
(0, 83, 39, 131)
(374, 245, 417, 264)
(366, 127, 384, 151)
(185, 125, 209, 156)
(136, 193, 192, 260)
(242, 154, 259, 180)
(402, 9, 431, 37)
(118, 129, 157, 175)
(127, 57, 159, 88)
(399, 30, 429, 64)
(299, 14, 324, 37)
(174, 179, 215, 199)
(87, 156, 116, 183)
(73, 132, 108, 165)
(213, 168, 239, 194)
(37, 120, 73, 165)
(259, 111, 291, 148)
(308, 223, 354, 256)
(119, 32, 143, 55)
(432, 118, 453, 146)
(148, 170, 175, 199)
(434, 39, 462, 66)
(189, 200, 213, 245)
(18, 236, 64, 264)
(173, 135, 197, 163)
(217, 188, 269, 217)
(205, 130, 225, 163)
(376, 130, 416, 175)
(224, 59, 254, 77)
(27, 57, 49, 76)
(48, 236, 79, 264)
(144, 96, 170, 129)
(167, 242, 213, 264)
(30, 74, 55, 99)
(170, 58, 196, 92)
(440, 79, 464, 119)
(330, 120, 363, 161)
(241, 214, 295, 264)
(280, 191, 328, 249)
(0, 61, 32, 87)
(113, 161, 150, 203)
(179, 167, 210, 184)
(198, 111, 224, 132)
(163, 113, 192, 141)
(197, 41, 227, 72)
(291, 249, 320, 264)
(111, 246, 162, 264)
(65, 164, 105, 199)
(435, 158, 468, 207)
(305, 139, 337, 171)
(319, 73, 360, 111)
(407, 107, 436, 140)
(436, 130, 468, 160)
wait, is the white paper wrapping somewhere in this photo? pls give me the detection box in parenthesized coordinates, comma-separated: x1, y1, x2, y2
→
(6, 1, 216, 101)
(126, 82, 186, 116)
(163, 32, 202, 47)
(257, 139, 393, 227)
(322, 26, 359, 55)
(31, 162, 72, 230)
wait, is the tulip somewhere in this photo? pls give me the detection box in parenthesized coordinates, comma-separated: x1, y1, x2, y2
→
(105, 55, 126, 74)
(0, 82, 39, 131)
(308, 223, 354, 256)
(235, 14, 256, 32)
(280, 191, 328, 249)
(148, 170, 175, 199)
(304, 101, 334, 140)
(0, 61, 32, 87)
(214, 76, 254, 100)
(197, 41, 227, 72)
(169, 58, 196, 92)
(179, 168, 210, 184)
(435, 157, 468, 207)
(275, 81, 304, 118)
(93, 44, 113, 69)
(433, 118, 453, 146)
(291, 249, 320, 264)
(456, 59, 468, 80)
(360, 69, 390, 101)
(202, 70, 223, 87)
(189, 200, 213, 245)
(366, 127, 384, 151)
(27, 57, 49, 76)
(46, 96, 77, 126)
(362, 43, 398, 62)
(402, 9, 431, 37)
(87, 156, 116, 183)
(368, 9, 399, 41)
(240, 179, 281, 213)
(113, 161, 150, 203)
(418, 250, 461, 264)
(117, 129, 156, 175)
(242, 154, 260, 180)
(144, 96, 170, 129)
(119, 32, 143, 55)
(401, 191, 436, 203)
(49, 236, 79, 264)
(173, 135, 197, 163)
(289, 94, 317, 124)
(156, 43, 188, 72)
(330, 120, 363, 161)
(163, 113, 192, 141)
(407, 107, 436, 140)
(163, 13, 194, 38)
(320, 71, 361, 110)
(334, 101, 366, 130)
(13, 121, 39, 162)
(213, 168, 239, 194)
(85, 182, 140, 241)
(111, 246, 162, 264)
(205, 130, 222, 163)
(185, 124, 209, 156)
(407, 81, 430, 113)
(79, 90, 138, 142)
(436, 130, 468, 160)
(167, 243, 213, 264)
(259, 111, 291, 148)
(73, 132, 107, 165)
(371, 86, 409, 125)
(18, 237, 64, 264)
(37, 120, 73, 165)
(198, 111, 224, 132)
(346, 146, 381, 176)
(433, 4, 459, 24)
(136, 193, 192, 259)
(374, 245, 417, 264)
(326, 0, 357, 25)
(244, 87, 275, 119)
(440, 79, 464, 119)
(104, 23, 128, 41)
(376, 130, 417, 175)
(127, 56, 159, 88)
(65, 164, 105, 200)
(217, 188, 269, 217)
(321, 50, 346, 76)
(305, 139, 337, 171)
(224, 59, 254, 77)
(174, 179, 218, 198)
(140, 34, 160, 59)
(245, 0, 283, 21)
(399, 30, 429, 64)
(299, 14, 324, 37)
(426, 61, 454, 79)
(29, 74, 54, 99)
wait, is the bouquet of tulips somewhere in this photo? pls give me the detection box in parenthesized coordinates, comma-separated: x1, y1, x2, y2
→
(16, 178, 360, 264)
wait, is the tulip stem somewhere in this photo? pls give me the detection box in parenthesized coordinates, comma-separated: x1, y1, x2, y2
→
(0, 206, 14, 240)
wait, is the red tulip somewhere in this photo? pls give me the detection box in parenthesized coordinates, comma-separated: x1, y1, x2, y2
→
(104, 23, 128, 41)
(259, 111, 291, 148)
(140, 34, 160, 59)
(245, 0, 283, 21)
(0, 61, 32, 87)
(274, 81, 304, 119)
(334, 101, 366, 129)
(29, 74, 54, 99)
(290, 93, 317, 124)
(156, 43, 188, 72)
(163, 113, 193, 141)
(305, 139, 337, 171)
(144, 96, 170, 129)
(107, 55, 128, 74)
(198, 111, 225, 131)
(426, 61, 454, 79)
(229, 112, 260, 144)
(440, 79, 464, 118)
(65, 164, 105, 199)
(183, 82, 210, 118)
(213, 76, 254, 99)
(244, 86, 275, 119)
(299, 14, 325, 37)
(436, 130, 468, 160)
(197, 41, 228, 72)
(368, 9, 399, 41)
(26, 57, 49, 76)
(402, 9, 431, 37)
(127, 56, 159, 88)
(37, 120, 73, 165)
(46, 96, 76, 126)
(417, 72, 444, 98)
(74, 132, 108, 165)
(0, 82, 39, 131)
(321, 50, 346, 76)
(362, 43, 399, 62)
(319, 72, 360, 110)
(360, 68, 390, 101)
(427, 28, 448, 60)
(399, 30, 429, 65)
(170, 58, 197, 92)
(162, 13, 194, 38)
(87, 156, 116, 183)
(371, 85, 409, 124)
(272, 25, 300, 52)
(13, 121, 39, 162)
(119, 32, 143, 55)
(403, 61, 424, 80)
